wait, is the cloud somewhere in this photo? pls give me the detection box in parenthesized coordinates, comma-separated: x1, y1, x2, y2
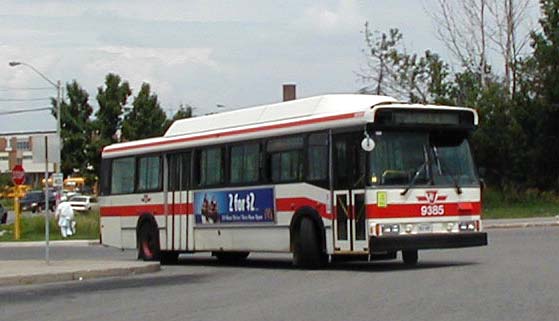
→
(294, 0, 365, 34)
(95, 46, 218, 68)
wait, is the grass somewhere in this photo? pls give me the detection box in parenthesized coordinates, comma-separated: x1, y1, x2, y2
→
(0, 209, 99, 242)
(482, 188, 559, 219)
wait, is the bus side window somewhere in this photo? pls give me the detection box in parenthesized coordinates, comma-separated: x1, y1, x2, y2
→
(168, 152, 190, 191)
(197, 147, 224, 186)
(267, 136, 304, 183)
(137, 155, 162, 192)
(230, 143, 260, 184)
(307, 133, 328, 183)
(100, 158, 112, 196)
(111, 157, 135, 194)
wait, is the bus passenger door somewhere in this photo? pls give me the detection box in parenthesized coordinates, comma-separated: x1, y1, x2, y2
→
(167, 152, 191, 251)
(333, 134, 368, 253)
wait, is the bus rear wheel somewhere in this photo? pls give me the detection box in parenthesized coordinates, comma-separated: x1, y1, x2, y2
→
(293, 217, 326, 269)
(402, 250, 418, 265)
(138, 222, 160, 261)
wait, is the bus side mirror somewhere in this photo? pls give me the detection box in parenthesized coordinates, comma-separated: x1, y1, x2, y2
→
(361, 137, 375, 152)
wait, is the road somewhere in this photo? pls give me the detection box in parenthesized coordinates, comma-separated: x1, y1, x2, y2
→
(0, 227, 557, 321)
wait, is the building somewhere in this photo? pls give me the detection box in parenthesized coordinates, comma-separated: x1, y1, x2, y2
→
(0, 133, 56, 187)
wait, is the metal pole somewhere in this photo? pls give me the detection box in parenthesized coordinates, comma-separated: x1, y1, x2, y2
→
(14, 194, 20, 240)
(55, 80, 61, 213)
(44, 136, 50, 264)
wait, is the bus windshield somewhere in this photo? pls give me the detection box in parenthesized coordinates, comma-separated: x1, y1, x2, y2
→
(368, 131, 478, 187)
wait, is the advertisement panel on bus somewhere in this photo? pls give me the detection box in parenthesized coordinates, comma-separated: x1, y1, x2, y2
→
(194, 187, 275, 224)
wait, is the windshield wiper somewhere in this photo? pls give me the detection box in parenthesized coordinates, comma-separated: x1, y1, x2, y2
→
(433, 146, 462, 195)
(401, 145, 430, 196)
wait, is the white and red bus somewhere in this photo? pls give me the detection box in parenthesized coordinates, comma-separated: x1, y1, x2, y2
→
(99, 94, 487, 267)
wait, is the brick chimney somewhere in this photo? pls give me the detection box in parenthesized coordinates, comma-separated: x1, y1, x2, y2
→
(283, 83, 296, 102)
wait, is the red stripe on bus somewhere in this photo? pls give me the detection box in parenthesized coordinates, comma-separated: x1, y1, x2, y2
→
(100, 204, 166, 217)
(276, 198, 333, 220)
(104, 112, 359, 154)
(101, 203, 195, 217)
(367, 202, 481, 219)
(101, 198, 334, 220)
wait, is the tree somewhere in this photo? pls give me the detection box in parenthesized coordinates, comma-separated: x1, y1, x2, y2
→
(391, 50, 453, 104)
(171, 104, 193, 121)
(121, 83, 167, 141)
(358, 26, 453, 103)
(51, 80, 93, 177)
(527, 0, 559, 189)
(89, 73, 131, 175)
(429, 0, 491, 86)
(429, 0, 533, 96)
(357, 25, 403, 96)
(486, 0, 532, 96)
(94, 73, 131, 145)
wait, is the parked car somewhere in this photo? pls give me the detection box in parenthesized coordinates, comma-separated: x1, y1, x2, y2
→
(67, 195, 92, 212)
(60, 191, 80, 202)
(19, 191, 55, 213)
(0, 204, 7, 224)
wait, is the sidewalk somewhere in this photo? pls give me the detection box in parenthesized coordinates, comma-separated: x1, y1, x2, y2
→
(0, 239, 98, 248)
(0, 240, 160, 287)
(0, 259, 160, 286)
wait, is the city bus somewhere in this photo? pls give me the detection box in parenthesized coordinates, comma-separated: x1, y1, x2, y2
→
(99, 94, 487, 267)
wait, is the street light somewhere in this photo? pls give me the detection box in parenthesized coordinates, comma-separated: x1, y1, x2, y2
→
(8, 61, 61, 172)
(9, 61, 62, 264)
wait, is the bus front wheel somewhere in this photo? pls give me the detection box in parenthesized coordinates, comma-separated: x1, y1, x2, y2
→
(402, 250, 418, 265)
(138, 222, 160, 261)
(293, 217, 326, 269)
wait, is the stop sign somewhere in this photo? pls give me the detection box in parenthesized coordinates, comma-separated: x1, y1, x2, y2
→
(12, 164, 25, 185)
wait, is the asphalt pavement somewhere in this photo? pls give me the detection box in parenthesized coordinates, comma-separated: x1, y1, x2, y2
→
(0, 227, 557, 321)
(0, 216, 557, 287)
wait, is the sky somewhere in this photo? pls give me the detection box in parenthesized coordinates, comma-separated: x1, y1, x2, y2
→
(0, 0, 540, 133)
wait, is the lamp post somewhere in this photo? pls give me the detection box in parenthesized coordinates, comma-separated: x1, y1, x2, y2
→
(9, 61, 61, 264)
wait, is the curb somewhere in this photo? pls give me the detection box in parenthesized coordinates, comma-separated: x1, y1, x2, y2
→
(0, 262, 160, 287)
(0, 239, 99, 248)
(484, 222, 559, 229)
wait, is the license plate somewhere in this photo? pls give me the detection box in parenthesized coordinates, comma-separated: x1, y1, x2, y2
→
(418, 224, 432, 233)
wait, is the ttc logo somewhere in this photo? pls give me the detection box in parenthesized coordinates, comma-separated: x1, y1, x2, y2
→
(416, 191, 447, 204)
(417, 191, 447, 216)
(141, 194, 152, 203)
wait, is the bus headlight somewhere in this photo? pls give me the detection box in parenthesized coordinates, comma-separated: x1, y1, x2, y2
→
(382, 224, 400, 235)
(446, 223, 454, 232)
(405, 224, 413, 233)
(459, 222, 476, 231)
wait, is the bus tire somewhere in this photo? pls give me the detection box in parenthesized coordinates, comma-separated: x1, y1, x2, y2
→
(160, 251, 179, 265)
(402, 250, 418, 265)
(293, 217, 326, 269)
(138, 222, 160, 261)
(214, 251, 249, 263)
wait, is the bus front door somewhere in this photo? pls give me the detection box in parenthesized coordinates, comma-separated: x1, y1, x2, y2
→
(167, 152, 191, 252)
(333, 134, 368, 253)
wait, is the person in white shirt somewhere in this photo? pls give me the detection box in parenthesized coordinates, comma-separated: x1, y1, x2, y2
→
(55, 201, 76, 237)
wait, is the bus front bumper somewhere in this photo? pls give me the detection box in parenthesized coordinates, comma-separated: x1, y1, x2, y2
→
(369, 232, 488, 252)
